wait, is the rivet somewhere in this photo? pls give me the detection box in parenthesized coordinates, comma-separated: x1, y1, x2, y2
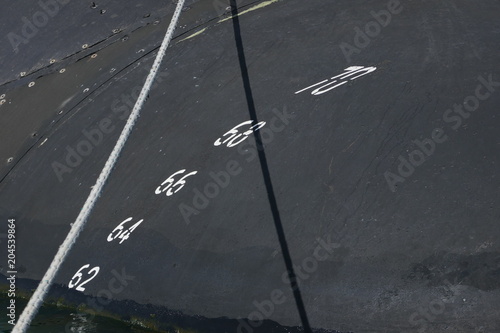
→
(137, 49, 145, 53)
(100, 9, 106, 14)
(91, 53, 98, 59)
(0, 94, 5, 99)
(91, 2, 97, 8)
(58, 110, 63, 114)
(121, 36, 129, 42)
(82, 44, 89, 49)
(153, 20, 160, 25)
(143, 13, 151, 18)
(28, 82, 35, 87)
(7, 157, 13, 163)
(50, 59, 56, 64)
(20, 72, 27, 77)
(112, 28, 120, 34)
(0, 100, 5, 105)
(59, 68, 66, 73)
(83, 88, 89, 93)
(110, 68, 116, 73)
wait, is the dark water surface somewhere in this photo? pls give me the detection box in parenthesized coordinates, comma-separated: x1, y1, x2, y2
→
(1, 296, 159, 333)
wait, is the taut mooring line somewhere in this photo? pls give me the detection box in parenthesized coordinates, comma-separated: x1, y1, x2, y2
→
(13, 1, 186, 331)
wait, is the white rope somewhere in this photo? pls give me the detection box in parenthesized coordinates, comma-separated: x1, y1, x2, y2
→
(13, 1, 186, 331)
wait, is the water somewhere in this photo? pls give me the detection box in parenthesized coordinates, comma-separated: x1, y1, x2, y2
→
(1, 296, 159, 333)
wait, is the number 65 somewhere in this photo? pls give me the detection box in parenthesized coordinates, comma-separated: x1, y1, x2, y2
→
(155, 169, 197, 196)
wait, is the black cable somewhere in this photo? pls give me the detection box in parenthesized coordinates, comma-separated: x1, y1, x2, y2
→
(228, 1, 313, 332)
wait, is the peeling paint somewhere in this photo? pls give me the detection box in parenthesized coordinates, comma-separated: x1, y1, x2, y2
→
(218, 0, 279, 23)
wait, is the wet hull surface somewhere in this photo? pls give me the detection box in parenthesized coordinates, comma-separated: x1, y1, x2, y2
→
(1, 0, 500, 332)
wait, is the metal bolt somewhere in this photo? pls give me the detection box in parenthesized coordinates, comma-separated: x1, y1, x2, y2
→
(28, 82, 35, 87)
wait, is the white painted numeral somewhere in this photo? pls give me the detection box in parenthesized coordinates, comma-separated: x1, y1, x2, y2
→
(295, 66, 377, 95)
(107, 217, 144, 244)
(214, 120, 266, 147)
(68, 264, 100, 292)
(155, 169, 198, 196)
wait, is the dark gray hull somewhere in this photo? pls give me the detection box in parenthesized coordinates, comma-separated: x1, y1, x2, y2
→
(1, 0, 499, 332)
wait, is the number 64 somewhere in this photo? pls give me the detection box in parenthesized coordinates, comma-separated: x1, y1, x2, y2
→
(107, 217, 144, 244)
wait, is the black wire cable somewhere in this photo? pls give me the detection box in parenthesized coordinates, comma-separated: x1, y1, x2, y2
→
(228, 1, 313, 332)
